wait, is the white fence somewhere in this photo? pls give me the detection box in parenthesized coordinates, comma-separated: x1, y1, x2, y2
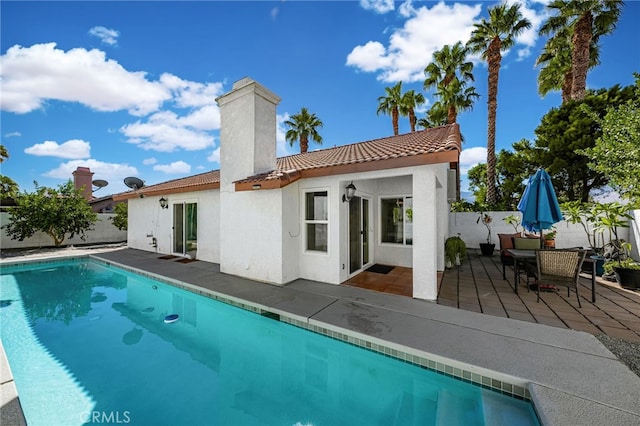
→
(448, 210, 640, 259)
(0, 212, 127, 250)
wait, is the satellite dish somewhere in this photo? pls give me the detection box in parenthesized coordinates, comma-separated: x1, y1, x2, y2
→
(124, 176, 145, 190)
(92, 179, 109, 191)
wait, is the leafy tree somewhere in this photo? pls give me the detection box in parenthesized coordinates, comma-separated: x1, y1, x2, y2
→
(399, 89, 425, 132)
(3, 180, 98, 246)
(0, 145, 19, 200)
(284, 107, 323, 153)
(515, 82, 636, 202)
(540, 0, 622, 101)
(377, 82, 404, 136)
(466, 148, 530, 210)
(581, 74, 640, 202)
(467, 3, 531, 205)
(0, 176, 20, 200)
(111, 202, 128, 231)
(417, 103, 448, 129)
(423, 42, 478, 124)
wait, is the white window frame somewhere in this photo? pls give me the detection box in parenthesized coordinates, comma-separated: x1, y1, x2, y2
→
(379, 195, 413, 246)
(304, 189, 329, 253)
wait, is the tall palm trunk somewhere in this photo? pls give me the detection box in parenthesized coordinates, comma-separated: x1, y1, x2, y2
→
(485, 37, 502, 205)
(562, 69, 573, 103)
(392, 107, 399, 135)
(571, 11, 593, 100)
(447, 105, 457, 124)
(300, 136, 309, 153)
(409, 109, 416, 132)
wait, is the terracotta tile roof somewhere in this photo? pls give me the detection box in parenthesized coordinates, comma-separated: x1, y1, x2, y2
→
(113, 170, 220, 200)
(113, 124, 460, 199)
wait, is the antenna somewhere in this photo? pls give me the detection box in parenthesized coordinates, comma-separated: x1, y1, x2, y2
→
(124, 176, 145, 190)
(92, 179, 109, 192)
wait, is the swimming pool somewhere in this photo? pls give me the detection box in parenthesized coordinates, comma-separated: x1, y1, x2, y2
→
(1, 259, 539, 425)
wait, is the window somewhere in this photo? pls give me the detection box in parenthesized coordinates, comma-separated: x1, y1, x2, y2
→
(305, 191, 328, 252)
(380, 196, 413, 245)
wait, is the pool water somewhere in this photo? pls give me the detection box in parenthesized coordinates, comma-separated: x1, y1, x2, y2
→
(0, 259, 539, 425)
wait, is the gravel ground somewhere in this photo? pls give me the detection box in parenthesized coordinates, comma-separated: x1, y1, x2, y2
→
(597, 335, 640, 378)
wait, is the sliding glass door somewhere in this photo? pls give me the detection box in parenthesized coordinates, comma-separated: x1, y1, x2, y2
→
(173, 202, 197, 255)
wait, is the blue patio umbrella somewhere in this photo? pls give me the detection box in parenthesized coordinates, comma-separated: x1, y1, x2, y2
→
(517, 168, 563, 244)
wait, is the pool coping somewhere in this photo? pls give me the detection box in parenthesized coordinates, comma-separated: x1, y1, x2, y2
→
(3, 250, 640, 425)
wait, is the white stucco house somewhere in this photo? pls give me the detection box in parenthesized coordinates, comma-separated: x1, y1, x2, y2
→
(113, 78, 461, 301)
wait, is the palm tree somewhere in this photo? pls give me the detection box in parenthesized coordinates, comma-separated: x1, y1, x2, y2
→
(467, 3, 531, 205)
(536, 27, 601, 103)
(399, 90, 425, 132)
(541, 0, 622, 101)
(424, 42, 477, 124)
(377, 82, 404, 136)
(284, 107, 323, 153)
(417, 104, 448, 129)
(0, 145, 8, 163)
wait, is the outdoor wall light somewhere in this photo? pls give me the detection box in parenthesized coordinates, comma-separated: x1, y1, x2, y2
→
(252, 184, 262, 190)
(159, 196, 169, 209)
(342, 182, 357, 203)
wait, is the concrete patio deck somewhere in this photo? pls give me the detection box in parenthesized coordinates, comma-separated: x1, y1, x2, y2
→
(2, 246, 640, 425)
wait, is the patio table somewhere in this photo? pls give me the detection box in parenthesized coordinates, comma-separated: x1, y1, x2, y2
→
(506, 249, 597, 302)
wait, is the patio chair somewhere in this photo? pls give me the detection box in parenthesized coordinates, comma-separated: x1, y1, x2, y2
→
(513, 237, 541, 289)
(535, 249, 587, 307)
(498, 233, 520, 279)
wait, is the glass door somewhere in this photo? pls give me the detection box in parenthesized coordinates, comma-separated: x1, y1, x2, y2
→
(173, 202, 197, 255)
(349, 197, 370, 274)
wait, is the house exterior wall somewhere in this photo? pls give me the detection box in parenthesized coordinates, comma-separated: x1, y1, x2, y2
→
(219, 189, 286, 283)
(126, 191, 220, 263)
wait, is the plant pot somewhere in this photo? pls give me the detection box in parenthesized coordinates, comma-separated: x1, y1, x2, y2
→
(479, 243, 495, 256)
(543, 239, 555, 248)
(590, 255, 606, 276)
(613, 267, 640, 290)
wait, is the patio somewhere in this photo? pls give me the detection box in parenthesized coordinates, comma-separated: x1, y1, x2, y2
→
(345, 250, 640, 342)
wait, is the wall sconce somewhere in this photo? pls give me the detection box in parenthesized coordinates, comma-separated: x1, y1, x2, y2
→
(159, 196, 169, 209)
(342, 182, 357, 203)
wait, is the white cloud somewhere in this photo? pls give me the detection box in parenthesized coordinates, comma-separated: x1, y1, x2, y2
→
(159, 74, 224, 108)
(4, 131, 21, 138)
(207, 147, 220, 163)
(507, 0, 550, 60)
(88, 26, 120, 45)
(153, 161, 191, 174)
(459, 146, 486, 175)
(44, 159, 138, 187)
(24, 139, 91, 159)
(142, 157, 157, 165)
(121, 110, 215, 152)
(360, 0, 395, 14)
(276, 113, 297, 157)
(347, 2, 482, 82)
(0, 43, 170, 115)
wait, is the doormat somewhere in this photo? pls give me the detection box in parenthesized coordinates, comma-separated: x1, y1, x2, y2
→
(366, 264, 395, 274)
(529, 283, 559, 292)
(175, 258, 198, 264)
(158, 255, 179, 260)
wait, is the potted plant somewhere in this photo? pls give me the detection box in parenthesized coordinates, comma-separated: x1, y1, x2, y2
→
(602, 238, 640, 289)
(503, 214, 523, 236)
(562, 201, 610, 275)
(444, 234, 467, 268)
(477, 212, 495, 256)
(543, 228, 557, 248)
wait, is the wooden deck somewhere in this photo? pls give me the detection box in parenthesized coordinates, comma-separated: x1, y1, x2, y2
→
(344, 250, 640, 342)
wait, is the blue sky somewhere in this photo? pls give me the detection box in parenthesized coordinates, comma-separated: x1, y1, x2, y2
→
(1, 1, 639, 196)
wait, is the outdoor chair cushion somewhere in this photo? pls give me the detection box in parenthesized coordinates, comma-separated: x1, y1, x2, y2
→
(498, 233, 520, 251)
(513, 237, 541, 250)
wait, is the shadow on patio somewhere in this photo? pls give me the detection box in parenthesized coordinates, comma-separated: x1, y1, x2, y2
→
(344, 250, 640, 342)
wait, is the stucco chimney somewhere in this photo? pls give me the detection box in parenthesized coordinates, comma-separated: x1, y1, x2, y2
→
(215, 77, 281, 191)
(73, 167, 94, 200)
